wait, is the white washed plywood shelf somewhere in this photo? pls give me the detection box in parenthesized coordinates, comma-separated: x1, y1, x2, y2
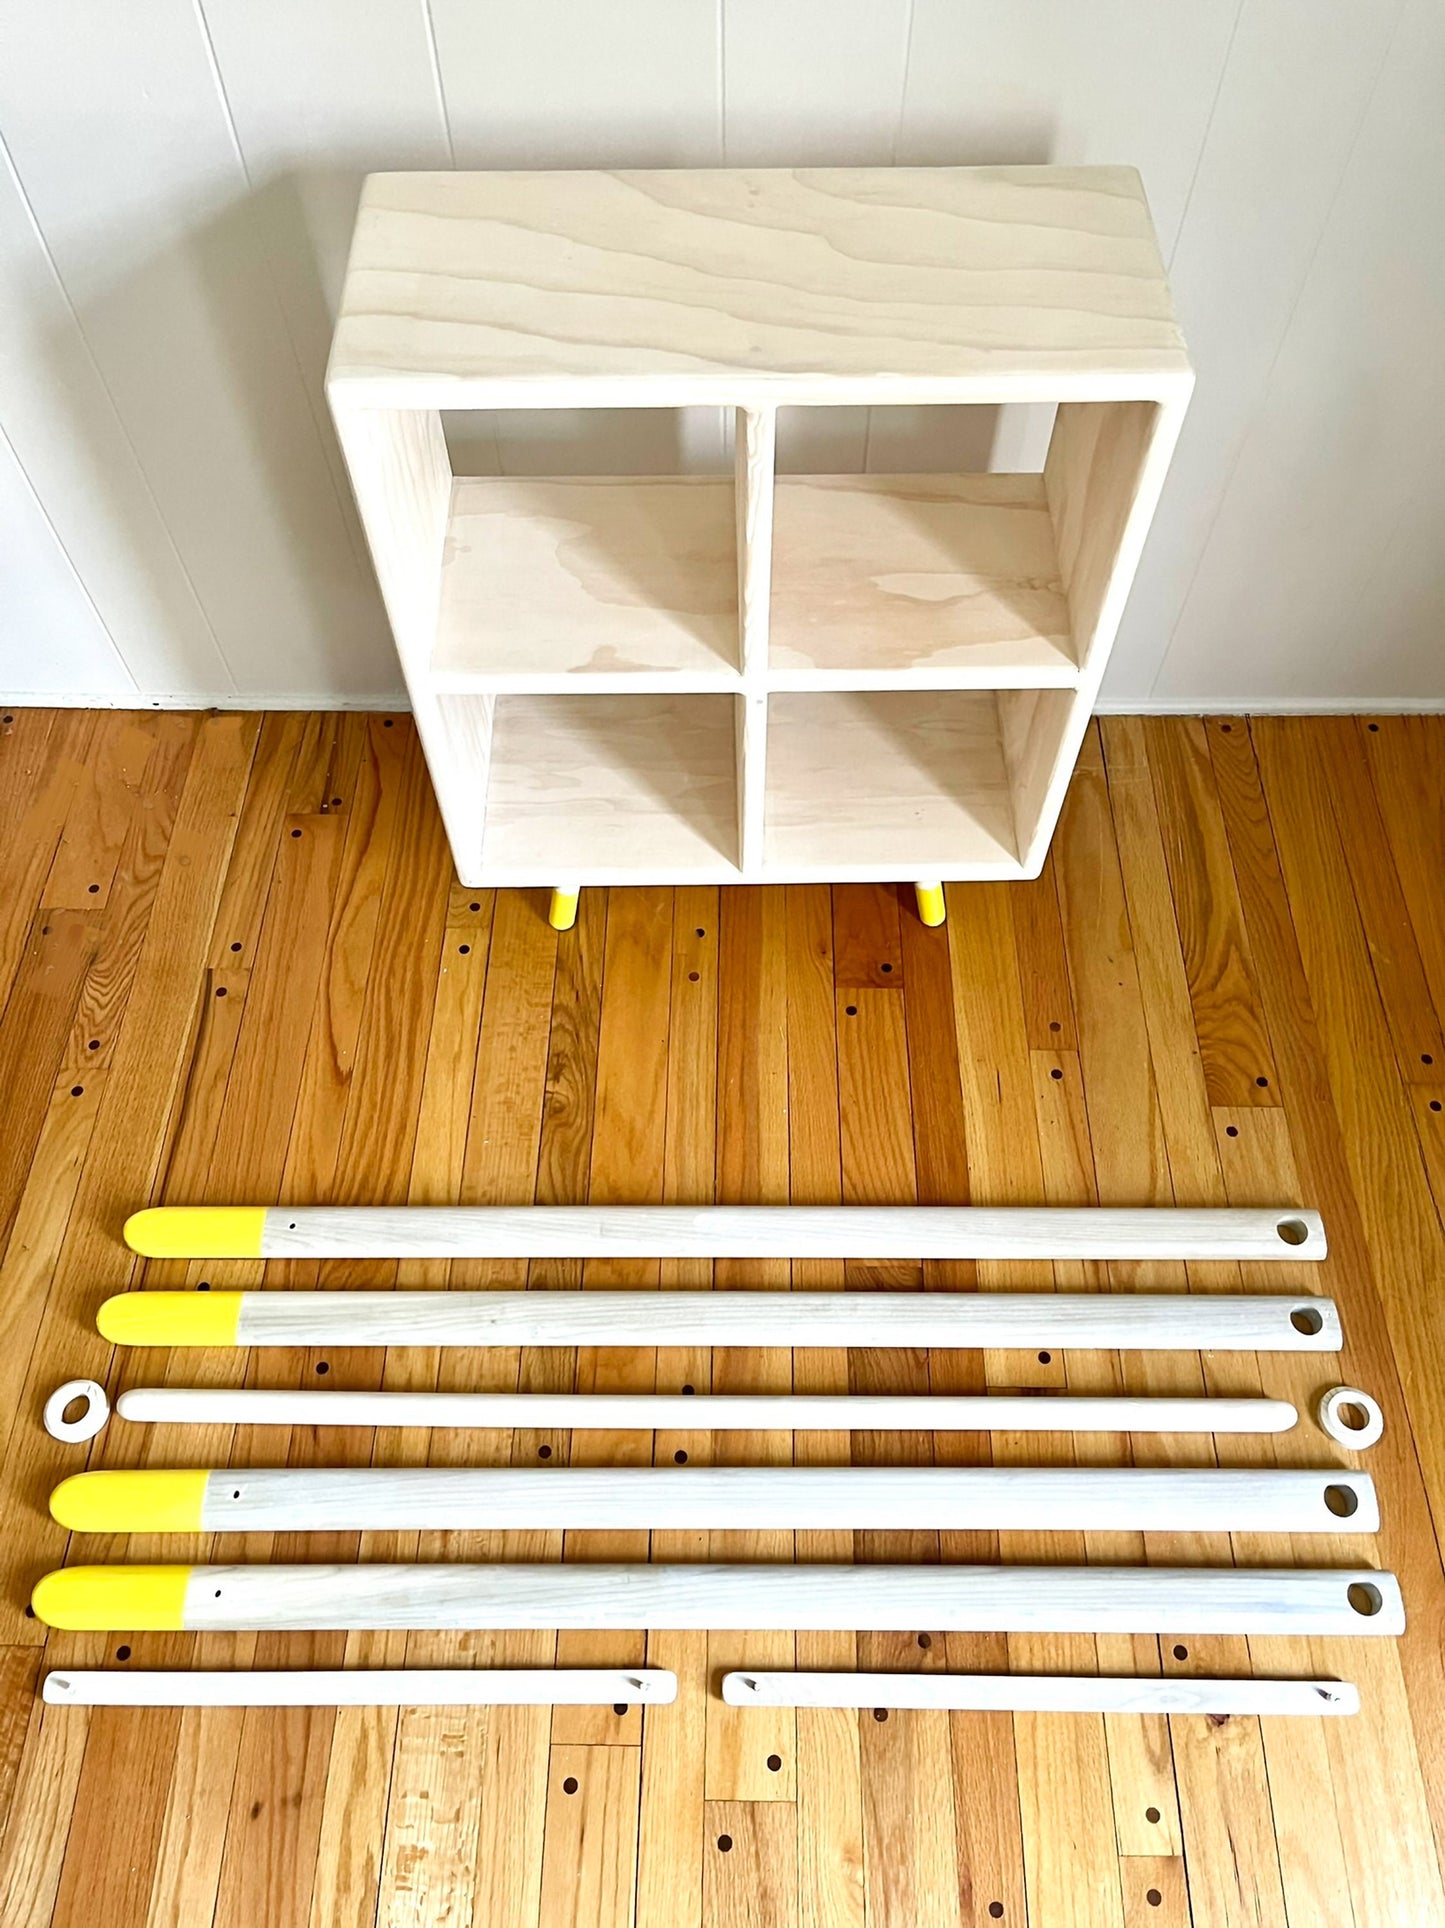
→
(328, 167, 1191, 900)
(768, 475, 1077, 690)
(764, 690, 1019, 877)
(480, 692, 739, 881)
(432, 477, 741, 692)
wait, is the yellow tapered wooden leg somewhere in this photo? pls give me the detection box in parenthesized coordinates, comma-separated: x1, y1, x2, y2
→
(914, 882, 946, 928)
(548, 887, 580, 932)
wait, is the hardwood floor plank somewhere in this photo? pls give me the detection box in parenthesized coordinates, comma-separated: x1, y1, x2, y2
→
(1358, 717, 1445, 1033)
(704, 1799, 799, 1928)
(705, 887, 794, 1803)
(455, 884, 562, 1928)
(783, 884, 866, 1928)
(1319, 716, 1445, 1079)
(41, 713, 159, 911)
(1137, 717, 1279, 1107)
(540, 1745, 641, 1928)
(835, 892, 963, 1928)
(553, 886, 672, 1744)
(637, 889, 717, 1928)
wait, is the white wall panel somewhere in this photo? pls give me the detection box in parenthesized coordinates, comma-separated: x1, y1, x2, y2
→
(1149, 0, 1445, 704)
(0, 0, 396, 700)
(0, 0, 1440, 708)
(0, 428, 132, 698)
(0, 139, 232, 696)
(1104, 0, 1412, 701)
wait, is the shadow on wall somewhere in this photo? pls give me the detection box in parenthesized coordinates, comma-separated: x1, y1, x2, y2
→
(36, 129, 1060, 696)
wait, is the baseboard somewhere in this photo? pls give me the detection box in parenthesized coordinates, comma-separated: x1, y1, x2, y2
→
(5, 692, 1444, 717)
(0, 693, 411, 712)
(1094, 695, 1445, 715)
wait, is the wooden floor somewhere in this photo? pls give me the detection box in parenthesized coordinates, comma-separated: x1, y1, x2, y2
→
(0, 708, 1443, 1928)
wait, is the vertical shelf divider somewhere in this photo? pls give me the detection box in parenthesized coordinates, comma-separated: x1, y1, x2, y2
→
(735, 406, 777, 875)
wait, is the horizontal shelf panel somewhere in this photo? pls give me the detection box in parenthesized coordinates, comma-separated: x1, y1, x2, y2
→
(433, 477, 741, 691)
(330, 169, 1191, 404)
(769, 474, 1078, 688)
(764, 690, 1022, 877)
(479, 692, 740, 881)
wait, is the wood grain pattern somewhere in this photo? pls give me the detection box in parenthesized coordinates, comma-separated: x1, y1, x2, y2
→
(768, 475, 1076, 686)
(59, 1464, 1379, 1536)
(329, 167, 1190, 407)
(5, 710, 1445, 1926)
(434, 477, 741, 690)
(108, 1288, 1345, 1350)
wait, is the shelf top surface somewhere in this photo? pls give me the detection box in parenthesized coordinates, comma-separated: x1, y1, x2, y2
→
(328, 166, 1191, 408)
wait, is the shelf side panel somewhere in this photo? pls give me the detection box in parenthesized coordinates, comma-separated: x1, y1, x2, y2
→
(328, 402, 485, 878)
(1004, 395, 1189, 871)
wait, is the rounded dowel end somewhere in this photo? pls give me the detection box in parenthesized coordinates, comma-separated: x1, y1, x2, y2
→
(31, 1565, 191, 1631)
(124, 1206, 266, 1259)
(98, 1292, 244, 1348)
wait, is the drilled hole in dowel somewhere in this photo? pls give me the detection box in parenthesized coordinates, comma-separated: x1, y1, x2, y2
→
(1290, 1305, 1324, 1335)
(1324, 1483, 1359, 1518)
(1348, 1581, 1383, 1617)
(1276, 1218, 1309, 1246)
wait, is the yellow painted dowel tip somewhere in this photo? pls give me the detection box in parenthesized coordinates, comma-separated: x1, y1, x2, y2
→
(548, 888, 580, 932)
(31, 1566, 192, 1631)
(914, 882, 947, 928)
(51, 1470, 209, 1535)
(124, 1205, 267, 1258)
(98, 1291, 244, 1348)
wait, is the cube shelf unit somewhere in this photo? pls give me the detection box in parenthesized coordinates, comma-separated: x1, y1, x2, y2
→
(328, 167, 1192, 925)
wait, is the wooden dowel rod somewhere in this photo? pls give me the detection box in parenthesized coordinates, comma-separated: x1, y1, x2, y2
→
(31, 1564, 1405, 1635)
(113, 1388, 1298, 1434)
(49, 1467, 1378, 1536)
(97, 1290, 1342, 1353)
(122, 1204, 1327, 1262)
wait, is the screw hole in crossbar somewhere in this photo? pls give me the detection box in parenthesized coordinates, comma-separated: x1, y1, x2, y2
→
(1324, 1483, 1359, 1518)
(1347, 1581, 1383, 1617)
(1276, 1217, 1309, 1245)
(1290, 1305, 1324, 1335)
